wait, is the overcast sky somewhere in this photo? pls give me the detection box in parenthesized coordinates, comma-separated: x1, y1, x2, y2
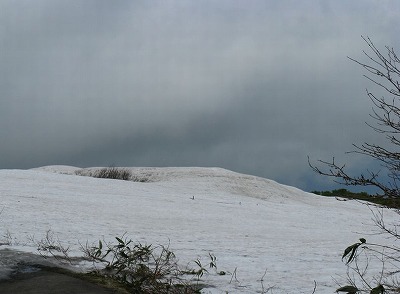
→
(1, 0, 400, 191)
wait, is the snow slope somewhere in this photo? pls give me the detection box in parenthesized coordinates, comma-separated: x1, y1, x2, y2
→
(0, 166, 396, 293)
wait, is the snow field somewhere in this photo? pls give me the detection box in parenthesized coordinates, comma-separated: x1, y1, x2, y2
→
(0, 167, 397, 293)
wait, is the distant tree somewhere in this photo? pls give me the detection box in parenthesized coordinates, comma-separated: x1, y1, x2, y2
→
(310, 37, 400, 293)
(309, 36, 400, 198)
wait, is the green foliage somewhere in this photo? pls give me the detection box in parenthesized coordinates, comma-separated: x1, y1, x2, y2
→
(336, 285, 359, 294)
(187, 253, 221, 280)
(83, 235, 200, 293)
(31, 231, 232, 293)
(370, 285, 385, 294)
(311, 188, 371, 197)
(193, 259, 207, 279)
(311, 189, 400, 208)
(208, 253, 217, 271)
(342, 240, 363, 265)
(338, 237, 392, 293)
(336, 284, 385, 294)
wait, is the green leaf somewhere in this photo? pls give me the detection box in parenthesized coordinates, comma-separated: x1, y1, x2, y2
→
(194, 259, 202, 268)
(119, 251, 128, 258)
(370, 285, 384, 294)
(347, 248, 357, 264)
(98, 240, 102, 250)
(342, 245, 354, 259)
(342, 243, 360, 264)
(336, 285, 359, 293)
(104, 249, 112, 258)
(115, 237, 124, 244)
(197, 269, 204, 278)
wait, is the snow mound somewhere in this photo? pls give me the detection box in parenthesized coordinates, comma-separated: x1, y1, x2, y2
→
(34, 165, 315, 203)
(31, 165, 81, 174)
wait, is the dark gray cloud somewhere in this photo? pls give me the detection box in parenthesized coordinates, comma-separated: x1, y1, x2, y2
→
(1, 0, 399, 191)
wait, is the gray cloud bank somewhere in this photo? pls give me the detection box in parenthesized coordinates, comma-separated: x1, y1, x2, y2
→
(1, 0, 400, 191)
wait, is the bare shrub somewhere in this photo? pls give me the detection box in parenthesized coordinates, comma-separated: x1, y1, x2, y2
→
(75, 167, 153, 182)
(34, 230, 71, 263)
(94, 167, 132, 181)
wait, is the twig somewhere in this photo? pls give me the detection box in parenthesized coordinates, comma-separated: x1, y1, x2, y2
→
(229, 267, 240, 284)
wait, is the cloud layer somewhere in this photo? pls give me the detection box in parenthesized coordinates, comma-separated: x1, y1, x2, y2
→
(1, 0, 400, 191)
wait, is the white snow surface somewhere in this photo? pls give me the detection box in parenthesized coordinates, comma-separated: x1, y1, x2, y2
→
(0, 166, 397, 293)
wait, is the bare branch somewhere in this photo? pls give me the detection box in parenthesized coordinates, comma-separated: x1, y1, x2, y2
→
(311, 36, 400, 198)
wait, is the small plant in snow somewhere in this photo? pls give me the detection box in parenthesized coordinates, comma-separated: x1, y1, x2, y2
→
(334, 208, 400, 294)
(192, 258, 208, 280)
(0, 230, 13, 246)
(189, 252, 225, 280)
(35, 230, 71, 263)
(83, 234, 201, 293)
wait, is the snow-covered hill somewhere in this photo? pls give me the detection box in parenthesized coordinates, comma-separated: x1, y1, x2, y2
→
(0, 166, 396, 293)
